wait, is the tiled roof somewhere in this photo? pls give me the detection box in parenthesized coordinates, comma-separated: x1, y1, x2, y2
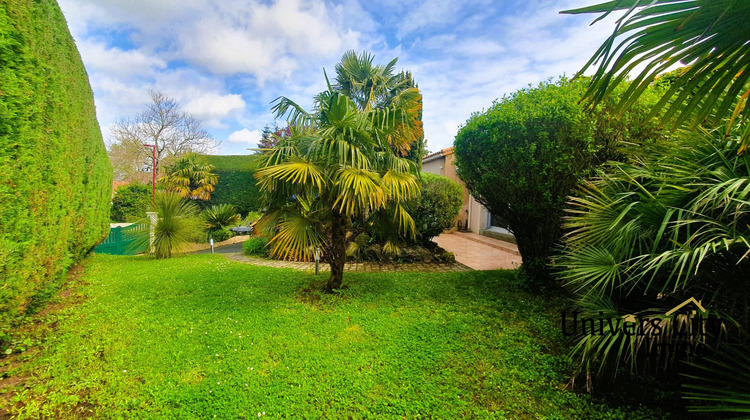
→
(112, 180, 130, 193)
(422, 146, 454, 163)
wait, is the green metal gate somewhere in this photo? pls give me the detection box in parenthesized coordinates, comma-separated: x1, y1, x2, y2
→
(94, 224, 148, 255)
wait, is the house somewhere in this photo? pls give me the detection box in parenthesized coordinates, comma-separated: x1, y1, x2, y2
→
(422, 147, 515, 243)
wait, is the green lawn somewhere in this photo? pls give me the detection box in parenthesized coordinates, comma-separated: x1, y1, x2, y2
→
(1, 254, 661, 418)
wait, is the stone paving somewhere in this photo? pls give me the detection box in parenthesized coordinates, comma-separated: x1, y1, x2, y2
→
(434, 231, 522, 270)
(224, 252, 472, 273)
(211, 232, 520, 272)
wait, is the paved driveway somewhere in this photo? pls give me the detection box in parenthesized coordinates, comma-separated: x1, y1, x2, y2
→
(193, 241, 245, 254)
(198, 232, 521, 271)
(434, 232, 522, 270)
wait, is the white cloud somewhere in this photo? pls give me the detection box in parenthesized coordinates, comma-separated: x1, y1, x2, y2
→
(62, 0, 364, 83)
(184, 93, 246, 128)
(182, 0, 360, 83)
(77, 40, 166, 79)
(227, 128, 262, 144)
(58, 0, 205, 40)
(397, 0, 625, 152)
(396, 0, 493, 37)
(58, 0, 630, 154)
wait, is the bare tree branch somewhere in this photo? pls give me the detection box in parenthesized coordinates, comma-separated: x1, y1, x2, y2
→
(108, 90, 218, 181)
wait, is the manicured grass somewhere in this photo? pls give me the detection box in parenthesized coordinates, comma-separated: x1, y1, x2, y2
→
(1, 255, 662, 418)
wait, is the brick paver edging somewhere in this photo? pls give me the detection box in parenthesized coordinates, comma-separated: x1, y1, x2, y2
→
(224, 253, 472, 273)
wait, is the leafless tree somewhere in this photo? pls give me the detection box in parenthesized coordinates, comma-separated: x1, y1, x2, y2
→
(108, 136, 151, 183)
(108, 90, 218, 181)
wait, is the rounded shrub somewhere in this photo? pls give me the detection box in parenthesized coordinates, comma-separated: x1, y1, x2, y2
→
(411, 173, 463, 243)
(243, 236, 270, 257)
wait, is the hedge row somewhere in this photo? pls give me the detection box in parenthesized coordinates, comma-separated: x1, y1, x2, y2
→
(0, 1, 112, 331)
(203, 155, 262, 215)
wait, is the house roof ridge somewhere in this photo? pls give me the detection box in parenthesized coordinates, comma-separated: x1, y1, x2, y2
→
(422, 146, 454, 163)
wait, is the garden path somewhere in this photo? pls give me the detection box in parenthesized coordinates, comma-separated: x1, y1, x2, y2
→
(202, 233, 520, 272)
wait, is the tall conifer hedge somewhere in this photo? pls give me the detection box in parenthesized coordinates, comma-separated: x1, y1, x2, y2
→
(203, 155, 262, 215)
(0, 0, 112, 331)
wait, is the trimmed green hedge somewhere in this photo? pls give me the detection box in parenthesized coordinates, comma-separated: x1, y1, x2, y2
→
(0, 1, 112, 331)
(203, 155, 261, 215)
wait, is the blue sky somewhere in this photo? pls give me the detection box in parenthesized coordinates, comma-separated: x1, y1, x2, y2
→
(57, 0, 617, 155)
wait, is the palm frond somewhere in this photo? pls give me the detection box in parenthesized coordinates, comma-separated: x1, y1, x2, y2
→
(683, 342, 750, 415)
(374, 151, 419, 174)
(381, 170, 420, 202)
(202, 204, 241, 231)
(307, 136, 371, 170)
(332, 167, 385, 216)
(392, 202, 417, 240)
(268, 212, 325, 261)
(558, 128, 750, 386)
(564, 0, 750, 151)
(271, 96, 316, 129)
(255, 157, 326, 193)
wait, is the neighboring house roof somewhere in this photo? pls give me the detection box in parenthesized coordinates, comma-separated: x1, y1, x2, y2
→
(112, 180, 130, 194)
(422, 146, 454, 164)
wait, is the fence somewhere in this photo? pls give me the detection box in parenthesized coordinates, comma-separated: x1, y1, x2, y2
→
(94, 223, 148, 255)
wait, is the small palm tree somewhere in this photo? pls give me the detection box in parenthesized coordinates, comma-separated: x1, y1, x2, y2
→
(202, 204, 241, 237)
(160, 153, 218, 200)
(135, 191, 201, 259)
(255, 53, 422, 292)
(555, 128, 750, 412)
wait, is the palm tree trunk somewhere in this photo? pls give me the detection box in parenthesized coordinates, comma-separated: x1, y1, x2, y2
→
(326, 212, 347, 292)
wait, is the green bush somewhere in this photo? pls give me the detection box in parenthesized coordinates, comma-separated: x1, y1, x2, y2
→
(243, 236, 269, 257)
(111, 183, 152, 222)
(202, 155, 262, 214)
(454, 77, 662, 284)
(412, 173, 463, 243)
(210, 228, 233, 243)
(0, 0, 112, 332)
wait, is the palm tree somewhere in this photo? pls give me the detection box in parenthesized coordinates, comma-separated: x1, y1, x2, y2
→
(160, 153, 218, 200)
(333, 50, 424, 161)
(555, 128, 750, 412)
(333, 50, 399, 110)
(564, 2, 750, 412)
(255, 54, 422, 292)
(202, 204, 241, 238)
(564, 0, 750, 152)
(134, 191, 202, 259)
